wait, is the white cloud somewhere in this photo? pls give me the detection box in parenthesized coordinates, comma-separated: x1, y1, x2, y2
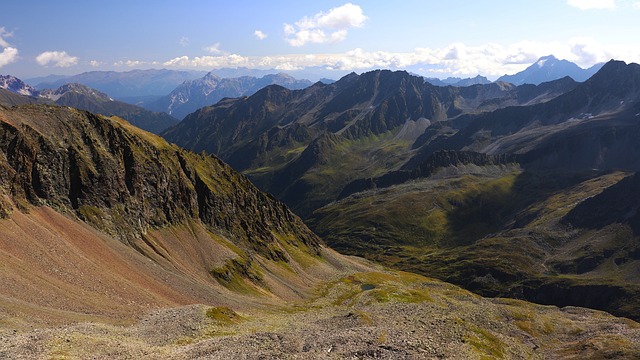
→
(179, 36, 190, 47)
(204, 42, 224, 54)
(0, 27, 13, 48)
(163, 54, 249, 68)
(567, 0, 616, 10)
(0, 47, 18, 68)
(634, 1, 640, 9)
(159, 39, 640, 79)
(254, 30, 267, 40)
(89, 60, 102, 67)
(36, 51, 78, 67)
(0, 27, 17, 68)
(284, 3, 367, 47)
(113, 60, 147, 67)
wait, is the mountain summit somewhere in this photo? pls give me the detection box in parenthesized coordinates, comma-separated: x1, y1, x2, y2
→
(497, 55, 603, 85)
(0, 74, 39, 96)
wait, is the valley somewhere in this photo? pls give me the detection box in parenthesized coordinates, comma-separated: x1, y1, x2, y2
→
(0, 101, 636, 358)
(160, 60, 640, 324)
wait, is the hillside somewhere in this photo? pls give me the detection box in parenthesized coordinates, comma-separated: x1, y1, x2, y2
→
(0, 103, 351, 323)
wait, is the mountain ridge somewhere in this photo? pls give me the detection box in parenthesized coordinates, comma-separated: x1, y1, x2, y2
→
(147, 72, 314, 119)
(0, 78, 179, 133)
(162, 69, 577, 216)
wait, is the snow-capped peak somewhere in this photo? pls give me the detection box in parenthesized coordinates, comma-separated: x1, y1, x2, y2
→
(0, 75, 39, 96)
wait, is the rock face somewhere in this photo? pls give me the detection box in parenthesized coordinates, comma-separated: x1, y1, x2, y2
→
(0, 104, 320, 258)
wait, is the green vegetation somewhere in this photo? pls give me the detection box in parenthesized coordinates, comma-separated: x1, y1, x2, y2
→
(205, 306, 244, 324)
(310, 168, 640, 320)
(210, 258, 267, 295)
(465, 326, 506, 359)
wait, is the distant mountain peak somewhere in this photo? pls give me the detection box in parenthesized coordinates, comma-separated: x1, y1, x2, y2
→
(0, 75, 39, 96)
(498, 55, 603, 85)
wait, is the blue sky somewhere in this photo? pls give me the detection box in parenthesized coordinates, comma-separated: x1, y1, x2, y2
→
(1, 0, 639, 79)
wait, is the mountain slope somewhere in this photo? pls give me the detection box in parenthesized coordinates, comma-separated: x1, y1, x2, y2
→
(307, 60, 640, 321)
(147, 72, 313, 119)
(0, 88, 42, 107)
(40, 83, 179, 133)
(497, 55, 603, 85)
(309, 164, 640, 321)
(405, 60, 640, 171)
(0, 103, 357, 324)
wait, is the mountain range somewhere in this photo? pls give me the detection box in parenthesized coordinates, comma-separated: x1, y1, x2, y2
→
(424, 75, 492, 87)
(161, 69, 578, 216)
(161, 59, 640, 323)
(29, 68, 208, 99)
(1, 76, 178, 133)
(145, 72, 314, 119)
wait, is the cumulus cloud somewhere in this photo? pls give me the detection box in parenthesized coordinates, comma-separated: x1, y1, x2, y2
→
(204, 42, 224, 54)
(179, 36, 190, 47)
(163, 54, 249, 68)
(567, 0, 616, 10)
(0, 46, 18, 68)
(284, 3, 367, 46)
(89, 60, 102, 67)
(254, 30, 267, 40)
(0, 27, 18, 68)
(36, 51, 78, 67)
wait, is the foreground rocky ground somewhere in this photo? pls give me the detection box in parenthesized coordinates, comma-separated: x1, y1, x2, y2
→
(2, 270, 639, 359)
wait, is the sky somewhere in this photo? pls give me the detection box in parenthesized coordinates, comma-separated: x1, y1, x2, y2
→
(1, 0, 640, 80)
